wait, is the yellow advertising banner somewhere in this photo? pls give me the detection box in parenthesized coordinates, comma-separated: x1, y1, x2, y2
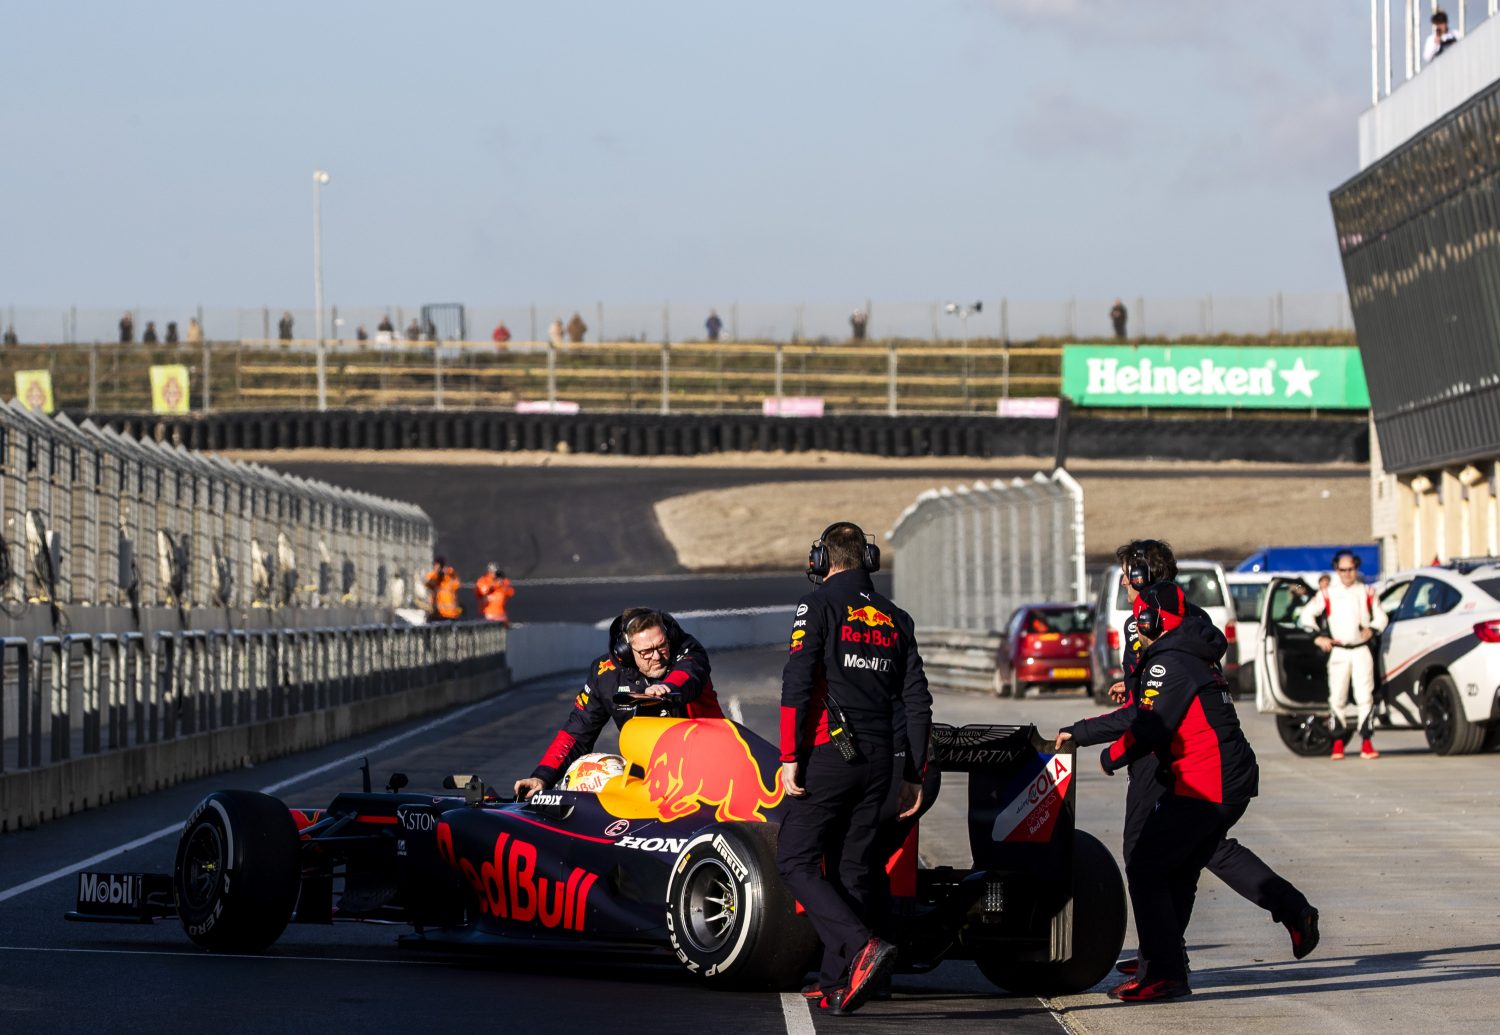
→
(150, 364, 191, 414)
(14, 370, 55, 413)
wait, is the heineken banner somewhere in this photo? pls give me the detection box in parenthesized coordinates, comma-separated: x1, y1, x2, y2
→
(1061, 345, 1370, 409)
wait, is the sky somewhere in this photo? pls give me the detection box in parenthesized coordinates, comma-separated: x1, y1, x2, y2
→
(2, 1, 1384, 310)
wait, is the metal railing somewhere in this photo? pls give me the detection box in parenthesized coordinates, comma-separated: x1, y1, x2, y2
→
(0, 621, 506, 774)
(0, 402, 432, 610)
(887, 470, 1086, 631)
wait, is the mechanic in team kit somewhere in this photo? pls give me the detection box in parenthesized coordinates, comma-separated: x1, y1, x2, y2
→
(1297, 550, 1389, 760)
(1055, 539, 1318, 992)
(777, 521, 933, 1017)
(512, 607, 722, 800)
(1096, 581, 1262, 1001)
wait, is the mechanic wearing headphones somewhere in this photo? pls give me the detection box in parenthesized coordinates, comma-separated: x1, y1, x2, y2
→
(1297, 549, 1388, 760)
(1098, 580, 1261, 1002)
(1056, 539, 1317, 990)
(777, 521, 932, 1016)
(512, 607, 722, 801)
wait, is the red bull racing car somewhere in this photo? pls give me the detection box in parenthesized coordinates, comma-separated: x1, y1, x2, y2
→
(67, 700, 1126, 994)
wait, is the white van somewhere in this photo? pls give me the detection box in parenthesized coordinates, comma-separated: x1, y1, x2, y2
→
(1091, 559, 1239, 702)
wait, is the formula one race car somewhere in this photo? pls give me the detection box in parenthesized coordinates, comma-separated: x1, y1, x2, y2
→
(67, 696, 1126, 994)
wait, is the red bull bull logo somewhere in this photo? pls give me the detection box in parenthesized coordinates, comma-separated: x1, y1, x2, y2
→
(789, 628, 806, 653)
(642, 719, 784, 823)
(847, 604, 895, 628)
(596, 658, 616, 676)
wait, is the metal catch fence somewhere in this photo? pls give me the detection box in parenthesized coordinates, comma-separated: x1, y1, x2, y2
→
(0, 621, 506, 773)
(0, 401, 432, 611)
(887, 470, 1086, 632)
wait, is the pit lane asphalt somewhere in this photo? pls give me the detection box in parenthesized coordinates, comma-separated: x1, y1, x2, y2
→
(0, 651, 1068, 1035)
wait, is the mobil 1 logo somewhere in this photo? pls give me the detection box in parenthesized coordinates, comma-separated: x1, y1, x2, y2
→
(76, 872, 143, 915)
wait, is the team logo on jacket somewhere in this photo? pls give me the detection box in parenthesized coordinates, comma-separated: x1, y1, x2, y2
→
(847, 605, 895, 628)
(1149, 664, 1165, 677)
(596, 658, 616, 675)
(1141, 687, 1159, 710)
(574, 687, 590, 709)
(788, 629, 805, 653)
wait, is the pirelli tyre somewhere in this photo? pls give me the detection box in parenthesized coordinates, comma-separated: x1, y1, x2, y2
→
(174, 790, 301, 952)
(976, 830, 1126, 996)
(666, 823, 817, 989)
(1276, 713, 1335, 757)
(1421, 674, 1485, 756)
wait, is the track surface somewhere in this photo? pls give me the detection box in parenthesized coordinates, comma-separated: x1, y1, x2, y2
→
(7, 648, 1495, 1035)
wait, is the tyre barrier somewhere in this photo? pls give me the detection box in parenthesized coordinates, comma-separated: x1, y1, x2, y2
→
(0, 621, 509, 830)
(88, 410, 1370, 464)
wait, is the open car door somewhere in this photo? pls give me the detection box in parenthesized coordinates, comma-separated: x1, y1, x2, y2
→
(1255, 577, 1329, 713)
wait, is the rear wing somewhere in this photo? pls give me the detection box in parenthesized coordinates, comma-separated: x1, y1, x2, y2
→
(929, 723, 1076, 873)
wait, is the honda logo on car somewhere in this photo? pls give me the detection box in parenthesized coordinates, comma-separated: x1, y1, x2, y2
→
(617, 835, 691, 853)
(78, 872, 141, 908)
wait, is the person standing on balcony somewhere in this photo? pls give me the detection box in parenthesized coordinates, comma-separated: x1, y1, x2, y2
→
(186, 318, 203, 345)
(142, 321, 159, 344)
(548, 317, 565, 347)
(705, 309, 723, 342)
(1111, 299, 1128, 339)
(849, 308, 869, 342)
(164, 321, 179, 344)
(1423, 10, 1460, 63)
(119, 311, 134, 343)
(278, 311, 294, 342)
(567, 312, 588, 343)
(492, 321, 512, 343)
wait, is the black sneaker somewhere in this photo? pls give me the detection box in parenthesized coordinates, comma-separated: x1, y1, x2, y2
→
(1287, 906, 1320, 960)
(837, 937, 898, 1015)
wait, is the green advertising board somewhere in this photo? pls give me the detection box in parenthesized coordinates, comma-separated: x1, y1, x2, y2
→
(1060, 345, 1369, 409)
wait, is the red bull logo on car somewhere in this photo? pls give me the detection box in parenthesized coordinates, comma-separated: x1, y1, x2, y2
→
(438, 823, 599, 931)
(990, 753, 1073, 843)
(643, 720, 784, 822)
(847, 604, 895, 628)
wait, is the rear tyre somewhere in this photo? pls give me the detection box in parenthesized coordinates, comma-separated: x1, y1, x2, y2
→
(976, 830, 1126, 996)
(993, 669, 1012, 698)
(1482, 723, 1500, 753)
(1421, 674, 1484, 755)
(174, 790, 300, 951)
(1276, 714, 1335, 757)
(666, 823, 817, 989)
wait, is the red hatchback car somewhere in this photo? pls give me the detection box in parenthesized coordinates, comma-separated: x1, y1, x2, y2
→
(995, 603, 1095, 698)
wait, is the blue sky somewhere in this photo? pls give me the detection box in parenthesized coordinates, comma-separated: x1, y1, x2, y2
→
(2, 1, 1375, 308)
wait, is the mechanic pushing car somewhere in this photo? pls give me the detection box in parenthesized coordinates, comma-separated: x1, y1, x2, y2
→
(1297, 549, 1389, 760)
(513, 607, 722, 800)
(1096, 580, 1262, 1002)
(1055, 539, 1317, 994)
(778, 521, 932, 1016)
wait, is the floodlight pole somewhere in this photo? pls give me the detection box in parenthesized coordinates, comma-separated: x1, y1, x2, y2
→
(313, 169, 330, 412)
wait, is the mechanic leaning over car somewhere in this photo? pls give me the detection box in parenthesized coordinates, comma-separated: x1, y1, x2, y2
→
(513, 607, 722, 800)
(1055, 539, 1318, 995)
(1297, 550, 1389, 760)
(1097, 580, 1262, 1002)
(777, 521, 933, 1017)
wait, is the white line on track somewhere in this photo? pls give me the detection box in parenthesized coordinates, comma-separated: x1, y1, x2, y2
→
(727, 695, 746, 724)
(0, 945, 462, 967)
(0, 693, 508, 905)
(779, 991, 817, 1035)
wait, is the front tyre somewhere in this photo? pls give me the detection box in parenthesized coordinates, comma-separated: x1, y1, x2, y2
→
(976, 830, 1126, 996)
(1276, 714, 1335, 757)
(666, 823, 817, 989)
(174, 790, 300, 951)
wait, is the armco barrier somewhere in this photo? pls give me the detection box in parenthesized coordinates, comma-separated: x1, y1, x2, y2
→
(0, 621, 508, 831)
(90, 410, 1370, 464)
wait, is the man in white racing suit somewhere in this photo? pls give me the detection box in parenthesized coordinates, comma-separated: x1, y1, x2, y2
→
(1297, 551, 1388, 759)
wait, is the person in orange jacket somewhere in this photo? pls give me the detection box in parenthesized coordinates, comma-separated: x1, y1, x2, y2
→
(475, 563, 514, 624)
(424, 557, 464, 621)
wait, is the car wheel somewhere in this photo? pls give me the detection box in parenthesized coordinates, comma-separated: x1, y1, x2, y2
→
(1481, 723, 1500, 753)
(174, 790, 300, 952)
(666, 823, 817, 989)
(1421, 674, 1485, 755)
(1275, 714, 1335, 758)
(993, 669, 1012, 698)
(976, 830, 1126, 996)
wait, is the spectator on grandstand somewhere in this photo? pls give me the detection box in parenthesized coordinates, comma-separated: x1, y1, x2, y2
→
(493, 321, 512, 343)
(424, 318, 438, 342)
(164, 321, 179, 345)
(850, 308, 869, 341)
(142, 321, 159, 344)
(406, 317, 422, 342)
(356, 324, 368, 343)
(278, 311, 294, 342)
(548, 317, 565, 347)
(378, 314, 395, 334)
(1423, 10, 1460, 62)
(119, 311, 134, 344)
(1111, 298, 1128, 339)
(2, 325, 17, 346)
(705, 309, 723, 342)
(186, 317, 203, 345)
(567, 312, 588, 343)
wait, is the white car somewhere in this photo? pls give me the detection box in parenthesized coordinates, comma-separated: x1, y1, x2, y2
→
(1255, 562, 1500, 756)
(1091, 559, 1239, 702)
